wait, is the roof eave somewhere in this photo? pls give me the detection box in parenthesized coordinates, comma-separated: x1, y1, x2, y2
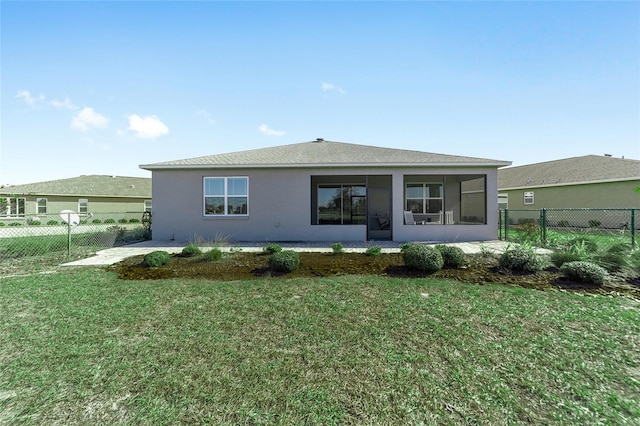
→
(500, 176, 640, 191)
(140, 161, 511, 171)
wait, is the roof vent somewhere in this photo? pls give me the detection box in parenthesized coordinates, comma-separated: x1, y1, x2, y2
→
(315, 138, 324, 143)
(604, 153, 612, 157)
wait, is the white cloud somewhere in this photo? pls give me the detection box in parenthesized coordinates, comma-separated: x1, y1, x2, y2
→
(16, 90, 45, 107)
(258, 124, 285, 136)
(321, 81, 345, 95)
(49, 97, 77, 110)
(71, 107, 109, 131)
(128, 114, 169, 139)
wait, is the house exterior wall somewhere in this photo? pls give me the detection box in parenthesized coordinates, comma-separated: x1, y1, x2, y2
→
(151, 166, 501, 243)
(1, 195, 149, 218)
(500, 180, 640, 210)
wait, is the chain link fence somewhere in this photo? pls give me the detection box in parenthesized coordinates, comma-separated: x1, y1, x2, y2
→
(500, 208, 638, 249)
(0, 211, 151, 260)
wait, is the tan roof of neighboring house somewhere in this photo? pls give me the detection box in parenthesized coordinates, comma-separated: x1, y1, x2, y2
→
(498, 155, 640, 190)
(140, 139, 511, 170)
(0, 175, 151, 198)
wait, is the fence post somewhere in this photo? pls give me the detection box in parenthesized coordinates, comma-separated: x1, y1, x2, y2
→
(504, 209, 509, 241)
(632, 208, 636, 249)
(540, 208, 547, 245)
(498, 210, 503, 240)
(66, 212, 71, 258)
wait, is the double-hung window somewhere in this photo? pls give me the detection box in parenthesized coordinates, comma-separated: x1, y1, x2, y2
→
(523, 191, 534, 205)
(204, 177, 248, 216)
(36, 198, 47, 214)
(78, 199, 88, 214)
(405, 183, 443, 214)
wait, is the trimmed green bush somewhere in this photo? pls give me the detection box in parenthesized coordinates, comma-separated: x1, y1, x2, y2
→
(269, 250, 300, 273)
(144, 250, 171, 267)
(9, 222, 22, 227)
(365, 245, 382, 256)
(402, 244, 444, 273)
(28, 221, 41, 226)
(499, 245, 544, 272)
(47, 220, 59, 226)
(104, 218, 116, 224)
(332, 242, 344, 254)
(550, 251, 583, 268)
(436, 245, 465, 269)
(181, 244, 202, 257)
(92, 219, 103, 224)
(0, 223, 5, 227)
(118, 218, 128, 224)
(129, 218, 140, 223)
(561, 261, 606, 285)
(203, 247, 223, 262)
(263, 243, 283, 254)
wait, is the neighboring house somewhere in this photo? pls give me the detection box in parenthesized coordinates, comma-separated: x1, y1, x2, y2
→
(498, 155, 640, 210)
(140, 139, 510, 243)
(0, 175, 152, 221)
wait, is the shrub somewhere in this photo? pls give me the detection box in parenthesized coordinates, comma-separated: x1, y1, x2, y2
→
(269, 250, 300, 273)
(92, 219, 102, 224)
(399, 242, 413, 252)
(567, 237, 598, 254)
(104, 218, 116, 224)
(129, 218, 140, 223)
(550, 251, 583, 268)
(9, 222, 22, 226)
(263, 243, 283, 254)
(499, 245, 544, 272)
(144, 250, 171, 267)
(118, 218, 128, 224)
(203, 247, 223, 262)
(436, 245, 465, 269)
(181, 244, 202, 257)
(28, 220, 41, 226)
(402, 244, 444, 273)
(0, 222, 5, 227)
(365, 245, 382, 256)
(561, 261, 606, 285)
(332, 242, 344, 254)
(47, 220, 59, 225)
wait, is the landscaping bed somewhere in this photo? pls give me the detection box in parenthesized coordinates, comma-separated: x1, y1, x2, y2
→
(112, 251, 640, 299)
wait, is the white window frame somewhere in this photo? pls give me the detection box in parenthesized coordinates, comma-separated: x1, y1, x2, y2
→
(405, 182, 443, 214)
(36, 198, 48, 214)
(203, 177, 249, 216)
(523, 191, 534, 205)
(1, 197, 26, 217)
(78, 199, 89, 214)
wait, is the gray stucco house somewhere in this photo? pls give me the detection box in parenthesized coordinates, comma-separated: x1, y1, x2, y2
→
(140, 139, 511, 243)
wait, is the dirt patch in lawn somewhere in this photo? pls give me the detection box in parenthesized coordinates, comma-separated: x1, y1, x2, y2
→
(111, 251, 640, 299)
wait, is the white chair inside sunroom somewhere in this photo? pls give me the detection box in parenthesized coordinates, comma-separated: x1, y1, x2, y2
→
(404, 210, 424, 225)
(445, 210, 454, 224)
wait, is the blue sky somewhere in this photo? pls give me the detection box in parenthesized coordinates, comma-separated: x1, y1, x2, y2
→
(1, 1, 638, 185)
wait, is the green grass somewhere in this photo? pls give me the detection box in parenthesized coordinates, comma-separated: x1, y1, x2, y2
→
(1, 269, 639, 425)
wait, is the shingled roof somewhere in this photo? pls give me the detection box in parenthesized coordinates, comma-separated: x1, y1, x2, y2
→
(0, 175, 151, 198)
(140, 139, 511, 170)
(498, 155, 640, 190)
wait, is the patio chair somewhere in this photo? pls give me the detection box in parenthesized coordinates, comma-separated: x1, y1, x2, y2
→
(404, 210, 425, 225)
(445, 210, 454, 224)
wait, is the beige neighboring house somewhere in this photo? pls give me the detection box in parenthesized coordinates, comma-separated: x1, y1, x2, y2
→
(0, 175, 152, 222)
(498, 155, 640, 210)
(140, 139, 511, 243)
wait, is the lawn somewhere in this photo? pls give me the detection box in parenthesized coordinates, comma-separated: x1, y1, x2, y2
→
(1, 268, 639, 425)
